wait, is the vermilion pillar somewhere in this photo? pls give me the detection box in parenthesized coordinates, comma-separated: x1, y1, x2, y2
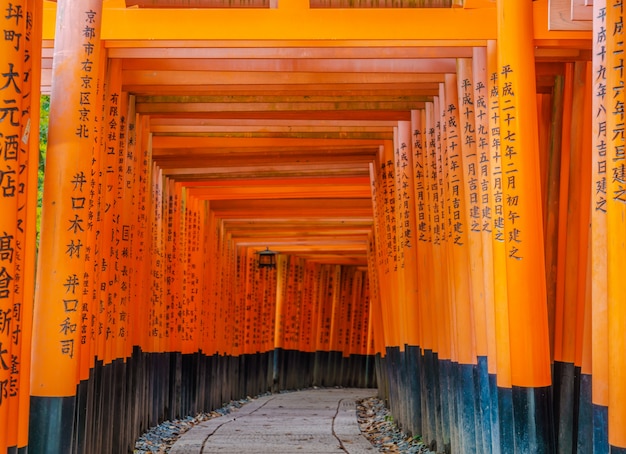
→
(606, 1, 626, 451)
(29, 0, 104, 452)
(1, 0, 42, 451)
(496, 1, 554, 452)
(591, 1, 609, 452)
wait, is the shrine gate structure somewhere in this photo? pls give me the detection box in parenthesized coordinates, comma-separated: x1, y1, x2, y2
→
(0, 0, 622, 453)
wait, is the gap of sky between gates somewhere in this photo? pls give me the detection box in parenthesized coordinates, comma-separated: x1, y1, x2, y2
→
(0, 0, 621, 452)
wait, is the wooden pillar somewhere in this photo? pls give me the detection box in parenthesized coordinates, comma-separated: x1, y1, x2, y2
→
(457, 56, 493, 454)
(496, 1, 554, 452)
(591, 1, 609, 451)
(486, 38, 513, 454)
(0, 0, 42, 450)
(472, 45, 501, 453)
(442, 72, 479, 454)
(606, 0, 626, 451)
(29, 1, 104, 452)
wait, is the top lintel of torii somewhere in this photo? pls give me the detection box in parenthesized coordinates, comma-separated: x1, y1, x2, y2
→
(42, 0, 591, 44)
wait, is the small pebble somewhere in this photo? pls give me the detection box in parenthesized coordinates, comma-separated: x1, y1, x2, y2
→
(133, 396, 259, 453)
(356, 396, 433, 453)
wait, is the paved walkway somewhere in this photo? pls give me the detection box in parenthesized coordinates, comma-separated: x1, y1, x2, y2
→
(170, 388, 379, 453)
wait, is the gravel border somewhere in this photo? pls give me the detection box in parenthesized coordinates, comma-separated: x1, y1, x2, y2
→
(356, 396, 433, 453)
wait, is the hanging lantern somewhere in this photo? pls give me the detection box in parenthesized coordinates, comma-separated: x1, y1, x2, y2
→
(257, 247, 277, 269)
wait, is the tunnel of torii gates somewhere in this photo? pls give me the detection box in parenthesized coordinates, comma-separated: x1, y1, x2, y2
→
(0, 0, 623, 453)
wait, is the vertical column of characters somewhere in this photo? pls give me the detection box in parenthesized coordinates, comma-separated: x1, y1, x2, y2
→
(336, 266, 352, 356)
(496, 1, 553, 451)
(472, 46, 498, 380)
(0, 0, 24, 449)
(203, 208, 219, 355)
(486, 39, 512, 412)
(365, 240, 381, 356)
(309, 262, 321, 354)
(317, 265, 333, 353)
(606, 0, 626, 450)
(421, 104, 441, 362)
(170, 181, 184, 354)
(131, 114, 151, 352)
(116, 92, 132, 359)
(229, 242, 242, 357)
(282, 256, 296, 352)
(213, 226, 226, 355)
(197, 200, 209, 354)
(360, 272, 371, 357)
(435, 89, 455, 451)
(348, 269, 363, 357)
(17, 0, 43, 448)
(395, 121, 420, 348)
(220, 233, 235, 356)
(473, 45, 501, 452)
(241, 247, 255, 356)
(411, 110, 430, 353)
(163, 179, 174, 353)
(457, 56, 494, 454)
(420, 101, 443, 449)
(177, 183, 188, 354)
(365, 232, 385, 356)
(253, 250, 264, 354)
(436, 87, 455, 369)
(29, 1, 104, 452)
(368, 158, 393, 349)
(444, 72, 479, 454)
(294, 258, 305, 353)
(182, 194, 199, 355)
(457, 59, 488, 364)
(326, 265, 341, 354)
(178, 189, 190, 354)
(443, 74, 475, 366)
(264, 246, 278, 355)
(101, 59, 124, 364)
(148, 163, 164, 353)
(382, 141, 403, 348)
(88, 40, 106, 367)
(299, 262, 315, 354)
(287, 257, 299, 352)
(591, 3, 609, 451)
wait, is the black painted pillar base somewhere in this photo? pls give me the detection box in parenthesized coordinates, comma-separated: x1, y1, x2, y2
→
(593, 403, 609, 453)
(512, 385, 555, 454)
(29, 396, 76, 454)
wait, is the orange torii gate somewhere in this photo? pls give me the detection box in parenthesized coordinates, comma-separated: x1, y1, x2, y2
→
(2, 0, 625, 453)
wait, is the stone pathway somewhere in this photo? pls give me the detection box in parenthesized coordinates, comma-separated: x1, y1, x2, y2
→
(169, 388, 378, 453)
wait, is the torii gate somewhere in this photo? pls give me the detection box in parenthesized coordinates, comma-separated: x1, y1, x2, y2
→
(1, 1, 623, 453)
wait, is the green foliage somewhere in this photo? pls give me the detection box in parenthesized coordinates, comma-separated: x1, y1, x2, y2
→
(37, 95, 49, 241)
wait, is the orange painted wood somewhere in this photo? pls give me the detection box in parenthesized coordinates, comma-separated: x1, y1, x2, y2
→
(487, 39, 512, 388)
(395, 120, 421, 348)
(0, 1, 22, 447)
(31, 0, 104, 397)
(411, 109, 431, 352)
(553, 63, 574, 364)
(497, 0, 552, 388)
(443, 73, 476, 366)
(572, 61, 591, 370)
(457, 58, 488, 361)
(590, 0, 608, 409)
(606, 0, 626, 446)
(472, 46, 498, 375)
(17, 0, 44, 446)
